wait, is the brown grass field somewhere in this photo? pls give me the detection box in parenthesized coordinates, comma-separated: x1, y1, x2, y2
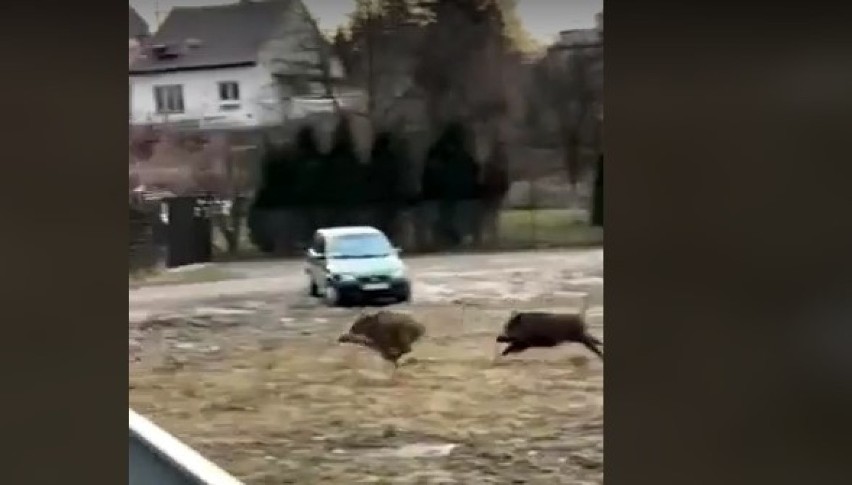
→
(129, 303, 603, 484)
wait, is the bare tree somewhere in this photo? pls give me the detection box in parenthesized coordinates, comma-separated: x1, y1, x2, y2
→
(495, 0, 541, 54)
(339, 0, 429, 130)
(203, 134, 254, 255)
(260, 0, 351, 117)
(532, 38, 603, 190)
(129, 130, 254, 255)
(130, 130, 205, 196)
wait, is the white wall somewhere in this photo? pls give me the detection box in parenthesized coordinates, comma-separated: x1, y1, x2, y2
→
(129, 64, 364, 130)
(130, 64, 285, 129)
(129, 39, 141, 67)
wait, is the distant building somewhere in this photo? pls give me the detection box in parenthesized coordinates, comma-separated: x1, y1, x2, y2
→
(553, 10, 603, 50)
(556, 28, 602, 49)
(129, 0, 363, 132)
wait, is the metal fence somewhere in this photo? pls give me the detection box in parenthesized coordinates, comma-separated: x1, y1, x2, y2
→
(131, 185, 602, 269)
(129, 202, 165, 274)
(129, 408, 243, 485)
(130, 196, 216, 273)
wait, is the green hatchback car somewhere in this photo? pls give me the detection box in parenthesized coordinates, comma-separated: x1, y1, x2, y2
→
(305, 226, 411, 306)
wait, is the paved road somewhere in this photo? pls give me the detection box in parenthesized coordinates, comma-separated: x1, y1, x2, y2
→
(129, 248, 603, 314)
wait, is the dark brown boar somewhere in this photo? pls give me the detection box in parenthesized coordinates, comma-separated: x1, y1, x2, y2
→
(496, 306, 603, 360)
(338, 310, 426, 367)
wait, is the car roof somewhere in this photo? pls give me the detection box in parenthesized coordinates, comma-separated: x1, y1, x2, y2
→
(317, 226, 384, 238)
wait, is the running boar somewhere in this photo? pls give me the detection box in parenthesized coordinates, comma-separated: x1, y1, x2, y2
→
(496, 298, 603, 360)
(338, 310, 426, 367)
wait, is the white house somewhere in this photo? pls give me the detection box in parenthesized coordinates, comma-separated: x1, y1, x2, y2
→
(129, 0, 362, 131)
(129, 6, 150, 119)
(129, 6, 149, 66)
(128, 7, 149, 47)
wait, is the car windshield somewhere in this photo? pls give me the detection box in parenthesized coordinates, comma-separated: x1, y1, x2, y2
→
(327, 233, 392, 259)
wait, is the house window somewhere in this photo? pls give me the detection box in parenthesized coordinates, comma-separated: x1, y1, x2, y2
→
(153, 85, 184, 114)
(218, 81, 240, 102)
(308, 81, 325, 96)
(290, 77, 311, 96)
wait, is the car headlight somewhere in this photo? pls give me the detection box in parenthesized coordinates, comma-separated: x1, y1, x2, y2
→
(331, 273, 357, 282)
(390, 268, 406, 279)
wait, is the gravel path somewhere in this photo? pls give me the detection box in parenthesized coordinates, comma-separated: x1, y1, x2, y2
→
(129, 248, 603, 312)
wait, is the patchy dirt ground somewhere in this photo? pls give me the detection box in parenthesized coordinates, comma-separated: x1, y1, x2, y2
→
(129, 250, 603, 484)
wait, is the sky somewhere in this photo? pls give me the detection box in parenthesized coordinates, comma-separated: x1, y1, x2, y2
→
(130, 0, 603, 44)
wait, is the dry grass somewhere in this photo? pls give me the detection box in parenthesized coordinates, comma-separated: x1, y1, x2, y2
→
(499, 209, 603, 248)
(129, 265, 235, 288)
(129, 306, 603, 484)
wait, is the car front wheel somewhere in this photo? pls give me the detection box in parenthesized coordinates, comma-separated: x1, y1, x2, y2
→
(324, 285, 341, 307)
(397, 286, 412, 304)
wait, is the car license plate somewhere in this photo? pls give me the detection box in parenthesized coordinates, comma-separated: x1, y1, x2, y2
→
(362, 282, 389, 291)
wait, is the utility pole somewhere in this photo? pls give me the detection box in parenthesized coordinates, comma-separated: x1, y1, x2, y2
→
(154, 0, 163, 27)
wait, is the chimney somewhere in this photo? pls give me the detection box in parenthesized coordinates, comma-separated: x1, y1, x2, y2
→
(185, 38, 203, 49)
(150, 43, 179, 59)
